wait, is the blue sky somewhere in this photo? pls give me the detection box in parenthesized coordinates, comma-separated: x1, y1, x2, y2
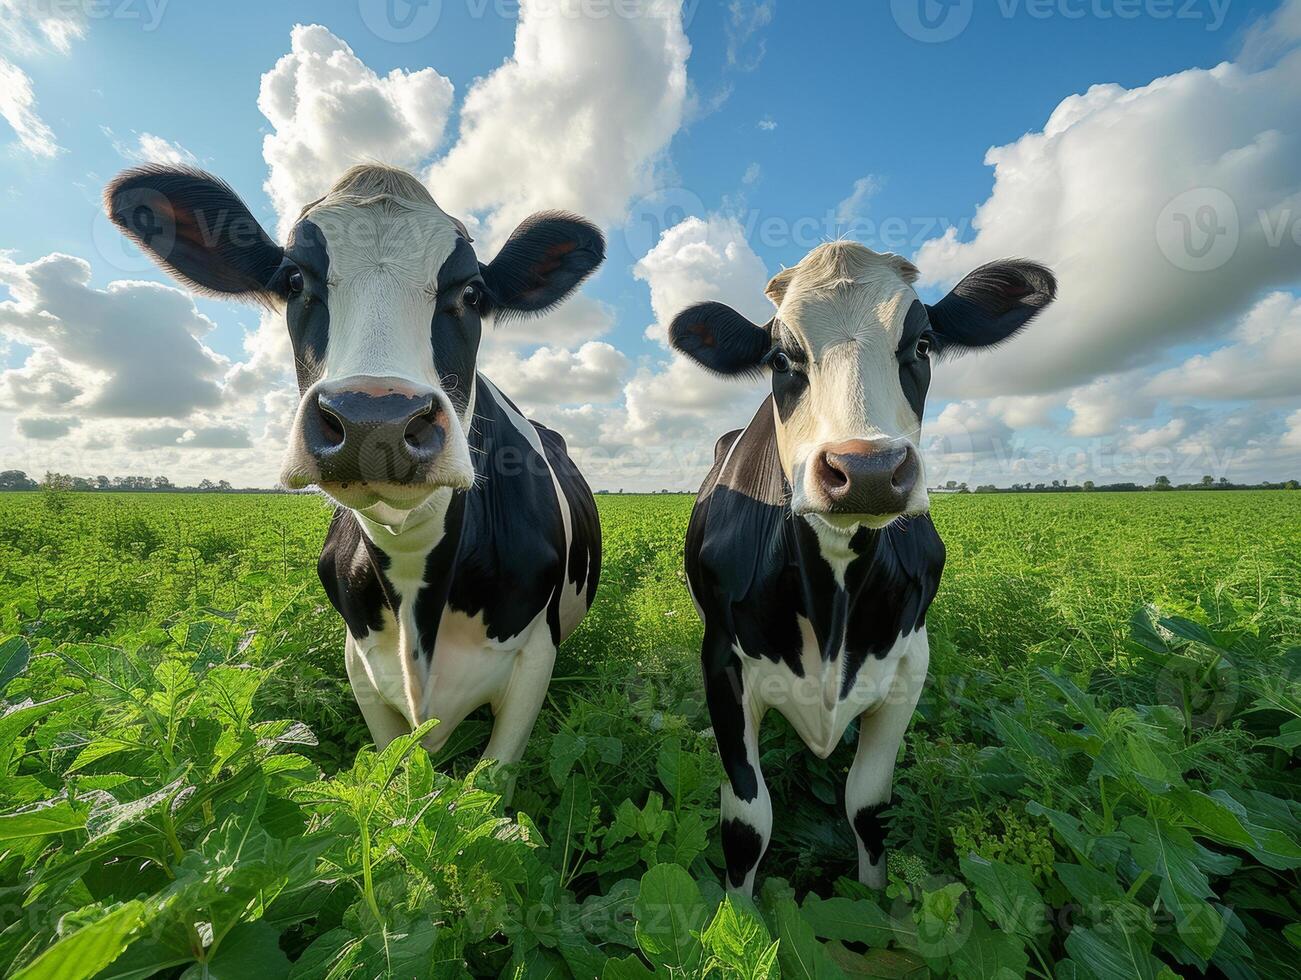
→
(1, 0, 1299, 488)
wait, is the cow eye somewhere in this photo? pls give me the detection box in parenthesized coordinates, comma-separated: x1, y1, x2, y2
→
(462, 283, 481, 309)
(915, 337, 932, 359)
(770, 350, 792, 374)
(286, 268, 304, 295)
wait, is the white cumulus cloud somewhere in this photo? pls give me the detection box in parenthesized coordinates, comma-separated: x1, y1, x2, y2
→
(427, 0, 690, 248)
(259, 24, 455, 233)
(916, 48, 1301, 400)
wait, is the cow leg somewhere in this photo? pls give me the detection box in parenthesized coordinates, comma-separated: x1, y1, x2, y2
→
(705, 637, 770, 897)
(482, 632, 557, 800)
(344, 634, 412, 750)
(845, 641, 929, 888)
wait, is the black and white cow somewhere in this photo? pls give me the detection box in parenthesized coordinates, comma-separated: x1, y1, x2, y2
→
(669, 242, 1055, 893)
(105, 164, 603, 780)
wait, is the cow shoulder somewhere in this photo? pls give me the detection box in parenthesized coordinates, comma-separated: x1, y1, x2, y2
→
(534, 421, 601, 609)
(449, 376, 568, 641)
(688, 398, 803, 666)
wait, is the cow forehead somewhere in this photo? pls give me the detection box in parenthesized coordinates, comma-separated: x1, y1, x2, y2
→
(297, 197, 467, 289)
(773, 244, 919, 358)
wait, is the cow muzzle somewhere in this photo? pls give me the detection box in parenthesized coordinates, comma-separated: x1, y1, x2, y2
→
(800, 438, 923, 526)
(289, 377, 469, 500)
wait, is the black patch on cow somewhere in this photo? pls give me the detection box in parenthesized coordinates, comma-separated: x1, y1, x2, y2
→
(318, 508, 397, 639)
(771, 366, 809, 423)
(413, 492, 467, 659)
(432, 240, 484, 416)
(895, 300, 932, 420)
(721, 818, 765, 888)
(446, 380, 600, 645)
(703, 637, 758, 803)
(103, 165, 283, 301)
(926, 259, 1056, 356)
(283, 219, 331, 391)
(838, 519, 945, 696)
(537, 424, 603, 609)
(669, 302, 771, 379)
(853, 802, 889, 864)
(769, 321, 811, 422)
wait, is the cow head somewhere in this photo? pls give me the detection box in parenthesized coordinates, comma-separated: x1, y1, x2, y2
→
(670, 242, 1055, 530)
(105, 164, 604, 514)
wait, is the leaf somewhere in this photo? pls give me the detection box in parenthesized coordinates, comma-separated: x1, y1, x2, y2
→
(602, 955, 655, 979)
(0, 798, 86, 840)
(188, 921, 291, 979)
(959, 855, 1045, 940)
(550, 731, 587, 787)
(761, 880, 846, 980)
(579, 879, 639, 947)
(548, 773, 594, 877)
(0, 636, 31, 691)
(1063, 925, 1163, 980)
(948, 916, 1028, 980)
(701, 895, 779, 980)
(633, 863, 708, 974)
(1122, 815, 1223, 960)
(824, 943, 927, 978)
(12, 900, 146, 980)
(85, 777, 186, 841)
(799, 895, 899, 948)
(656, 737, 703, 802)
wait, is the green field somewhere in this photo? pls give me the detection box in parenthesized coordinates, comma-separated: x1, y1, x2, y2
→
(0, 490, 1297, 978)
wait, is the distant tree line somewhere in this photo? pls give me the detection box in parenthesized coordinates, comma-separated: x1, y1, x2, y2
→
(2, 469, 1297, 495)
(943, 475, 1300, 494)
(0, 470, 286, 493)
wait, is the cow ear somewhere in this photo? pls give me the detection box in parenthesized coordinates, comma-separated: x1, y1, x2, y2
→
(669, 302, 771, 379)
(105, 165, 284, 302)
(926, 259, 1056, 355)
(482, 211, 605, 319)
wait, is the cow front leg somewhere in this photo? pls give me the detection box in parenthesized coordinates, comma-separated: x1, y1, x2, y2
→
(704, 637, 770, 897)
(344, 634, 413, 750)
(482, 632, 557, 802)
(845, 640, 930, 888)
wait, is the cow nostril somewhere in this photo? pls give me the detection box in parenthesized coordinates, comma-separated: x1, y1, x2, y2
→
(403, 410, 442, 453)
(818, 453, 849, 490)
(318, 403, 345, 447)
(892, 449, 919, 493)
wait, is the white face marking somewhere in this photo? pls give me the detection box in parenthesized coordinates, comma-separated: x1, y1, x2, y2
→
(766, 244, 932, 527)
(309, 199, 460, 389)
(279, 189, 478, 508)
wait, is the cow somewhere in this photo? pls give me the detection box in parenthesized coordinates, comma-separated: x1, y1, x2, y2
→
(105, 164, 604, 786)
(668, 242, 1056, 894)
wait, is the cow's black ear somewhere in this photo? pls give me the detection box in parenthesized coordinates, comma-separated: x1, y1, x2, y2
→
(926, 259, 1056, 355)
(104, 165, 283, 302)
(482, 211, 605, 319)
(669, 302, 770, 378)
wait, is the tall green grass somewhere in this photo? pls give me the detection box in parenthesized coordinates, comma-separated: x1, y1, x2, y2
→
(0, 490, 1296, 977)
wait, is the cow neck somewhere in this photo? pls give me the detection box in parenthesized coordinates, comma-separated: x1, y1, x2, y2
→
(739, 402, 892, 635)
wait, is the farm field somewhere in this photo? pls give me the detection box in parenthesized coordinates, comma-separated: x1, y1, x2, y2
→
(0, 489, 1297, 978)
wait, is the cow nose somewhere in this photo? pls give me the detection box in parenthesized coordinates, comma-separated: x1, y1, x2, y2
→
(812, 439, 920, 516)
(305, 381, 447, 485)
